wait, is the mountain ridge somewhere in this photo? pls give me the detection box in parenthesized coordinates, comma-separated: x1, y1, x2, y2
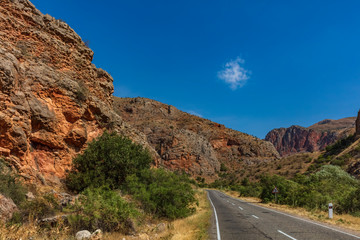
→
(265, 117, 356, 156)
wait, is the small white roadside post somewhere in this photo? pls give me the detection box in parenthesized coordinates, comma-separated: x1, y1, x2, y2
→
(328, 203, 333, 219)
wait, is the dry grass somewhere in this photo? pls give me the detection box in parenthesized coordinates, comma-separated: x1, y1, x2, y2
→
(223, 190, 360, 233)
(103, 189, 211, 240)
(169, 189, 211, 240)
(0, 190, 211, 240)
(0, 219, 73, 240)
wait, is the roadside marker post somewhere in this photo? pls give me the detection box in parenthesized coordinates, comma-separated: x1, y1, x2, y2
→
(329, 203, 333, 219)
(272, 186, 279, 204)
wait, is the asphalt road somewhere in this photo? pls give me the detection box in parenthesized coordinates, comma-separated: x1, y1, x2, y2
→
(208, 190, 360, 240)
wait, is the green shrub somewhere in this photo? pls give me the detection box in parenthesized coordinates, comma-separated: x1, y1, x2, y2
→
(325, 135, 355, 156)
(67, 186, 137, 232)
(259, 174, 301, 205)
(124, 169, 196, 219)
(0, 159, 26, 205)
(239, 183, 262, 198)
(20, 193, 60, 220)
(66, 132, 152, 192)
(220, 163, 228, 172)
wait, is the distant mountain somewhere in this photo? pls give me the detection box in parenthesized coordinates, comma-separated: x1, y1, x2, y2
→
(113, 97, 280, 180)
(265, 117, 356, 156)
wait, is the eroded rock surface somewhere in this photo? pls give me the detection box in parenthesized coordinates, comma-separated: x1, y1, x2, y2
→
(0, 194, 18, 222)
(266, 117, 356, 156)
(113, 97, 280, 180)
(0, 0, 150, 185)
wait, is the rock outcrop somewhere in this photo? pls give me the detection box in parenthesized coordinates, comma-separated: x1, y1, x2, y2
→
(0, 194, 18, 222)
(0, 0, 150, 185)
(266, 117, 356, 156)
(113, 97, 280, 179)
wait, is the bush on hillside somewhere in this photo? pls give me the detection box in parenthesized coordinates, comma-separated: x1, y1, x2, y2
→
(124, 168, 197, 219)
(0, 159, 26, 205)
(257, 165, 359, 213)
(67, 186, 137, 232)
(19, 193, 60, 221)
(325, 135, 355, 156)
(66, 132, 152, 192)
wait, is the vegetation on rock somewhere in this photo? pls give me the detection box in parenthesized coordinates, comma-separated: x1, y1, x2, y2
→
(66, 131, 152, 192)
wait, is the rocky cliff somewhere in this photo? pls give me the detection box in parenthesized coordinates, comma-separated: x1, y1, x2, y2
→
(265, 117, 356, 156)
(113, 97, 280, 179)
(0, 0, 150, 186)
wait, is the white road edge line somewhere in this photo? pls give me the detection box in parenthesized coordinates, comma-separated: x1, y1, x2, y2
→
(252, 215, 259, 219)
(239, 206, 243, 210)
(278, 230, 297, 240)
(225, 193, 360, 239)
(208, 192, 221, 240)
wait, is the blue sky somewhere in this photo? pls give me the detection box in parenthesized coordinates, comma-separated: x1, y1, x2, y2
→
(31, 0, 360, 138)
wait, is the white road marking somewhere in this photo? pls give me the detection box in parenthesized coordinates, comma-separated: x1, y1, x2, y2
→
(252, 215, 259, 219)
(231, 203, 235, 206)
(227, 194, 360, 239)
(208, 192, 221, 240)
(238, 206, 243, 210)
(278, 230, 297, 240)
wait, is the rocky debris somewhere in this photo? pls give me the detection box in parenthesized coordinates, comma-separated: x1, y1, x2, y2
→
(59, 192, 72, 207)
(0, 194, 18, 222)
(0, 0, 152, 185)
(90, 229, 103, 240)
(266, 117, 356, 156)
(356, 110, 360, 139)
(75, 230, 91, 240)
(25, 191, 35, 200)
(113, 97, 279, 180)
(38, 214, 68, 227)
(155, 223, 166, 233)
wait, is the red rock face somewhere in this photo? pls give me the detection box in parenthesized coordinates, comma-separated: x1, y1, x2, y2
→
(0, 0, 149, 186)
(265, 117, 356, 156)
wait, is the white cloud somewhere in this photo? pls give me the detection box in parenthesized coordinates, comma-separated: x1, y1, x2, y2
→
(217, 57, 250, 90)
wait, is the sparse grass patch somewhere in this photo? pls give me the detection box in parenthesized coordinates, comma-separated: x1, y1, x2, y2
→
(168, 189, 210, 240)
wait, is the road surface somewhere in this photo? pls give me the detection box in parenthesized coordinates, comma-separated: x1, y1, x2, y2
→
(208, 190, 360, 240)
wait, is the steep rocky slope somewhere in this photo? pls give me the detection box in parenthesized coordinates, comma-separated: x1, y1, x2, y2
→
(265, 117, 356, 156)
(113, 97, 280, 179)
(0, 0, 151, 186)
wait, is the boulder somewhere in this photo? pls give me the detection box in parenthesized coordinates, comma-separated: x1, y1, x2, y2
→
(25, 191, 35, 200)
(155, 223, 166, 233)
(75, 230, 91, 240)
(0, 194, 18, 222)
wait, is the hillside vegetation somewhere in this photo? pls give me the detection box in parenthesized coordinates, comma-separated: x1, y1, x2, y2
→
(0, 132, 198, 237)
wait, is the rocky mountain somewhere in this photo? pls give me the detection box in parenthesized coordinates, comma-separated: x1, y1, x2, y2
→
(0, 0, 280, 185)
(0, 0, 152, 186)
(265, 117, 356, 156)
(113, 97, 280, 179)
